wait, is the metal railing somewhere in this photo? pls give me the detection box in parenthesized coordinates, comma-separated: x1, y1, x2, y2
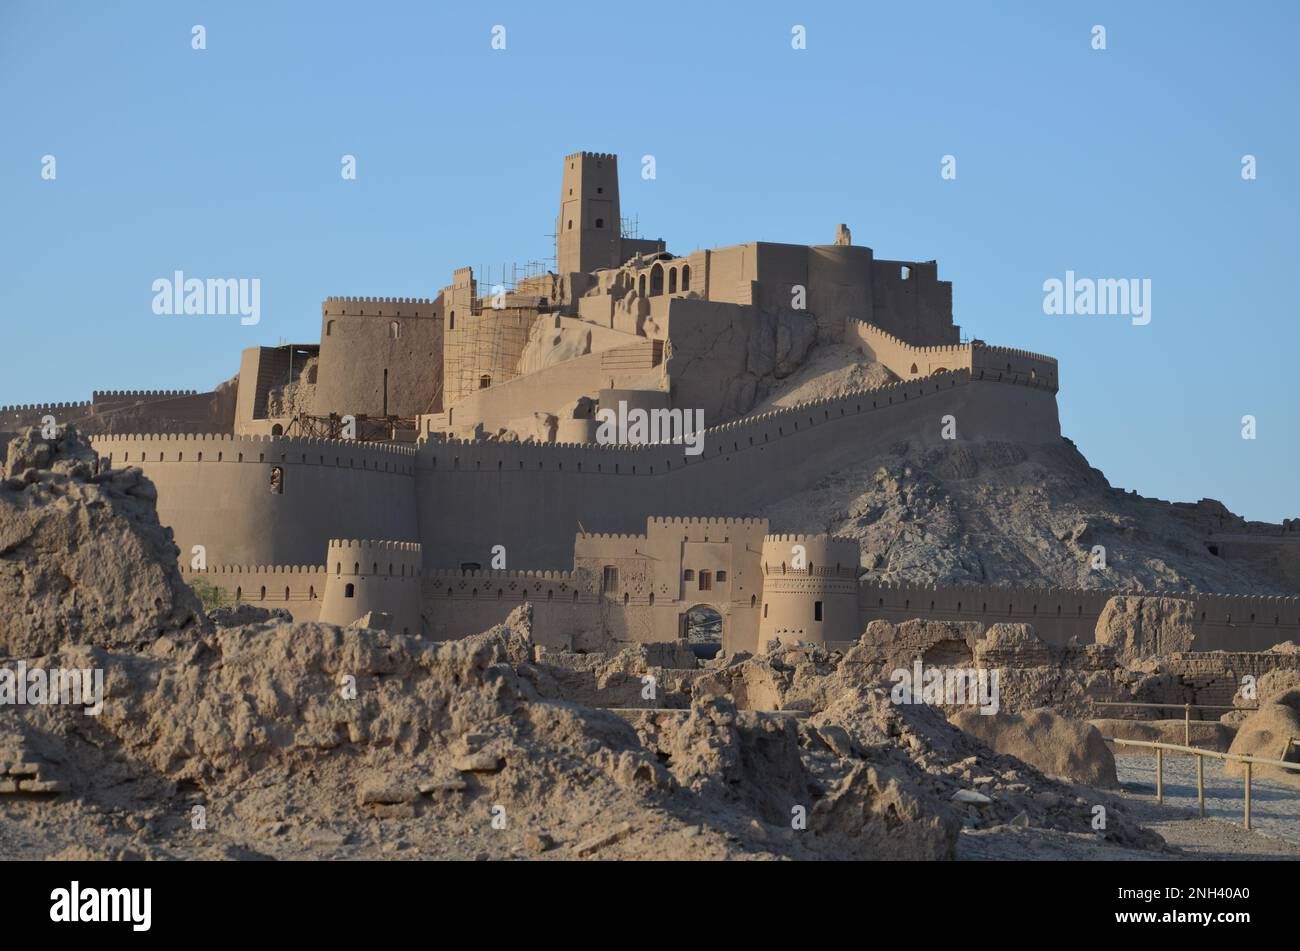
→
(1103, 736, 1300, 831)
(1090, 700, 1256, 746)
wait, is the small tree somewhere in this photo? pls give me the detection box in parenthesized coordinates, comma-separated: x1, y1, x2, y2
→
(189, 578, 227, 612)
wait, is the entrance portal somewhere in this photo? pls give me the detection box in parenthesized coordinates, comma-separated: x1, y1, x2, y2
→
(683, 604, 723, 659)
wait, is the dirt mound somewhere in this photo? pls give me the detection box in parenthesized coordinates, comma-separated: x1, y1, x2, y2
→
(0, 425, 199, 657)
(950, 708, 1118, 788)
(1223, 703, 1300, 784)
(4, 607, 973, 859)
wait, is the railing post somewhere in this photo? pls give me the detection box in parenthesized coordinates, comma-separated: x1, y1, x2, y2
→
(1156, 747, 1164, 804)
(1244, 761, 1252, 831)
(1196, 755, 1205, 818)
(1184, 703, 1191, 746)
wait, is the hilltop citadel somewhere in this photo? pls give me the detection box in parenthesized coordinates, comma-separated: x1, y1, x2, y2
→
(4, 151, 1298, 655)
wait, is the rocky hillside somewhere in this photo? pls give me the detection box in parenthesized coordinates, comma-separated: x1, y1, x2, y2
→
(763, 434, 1291, 594)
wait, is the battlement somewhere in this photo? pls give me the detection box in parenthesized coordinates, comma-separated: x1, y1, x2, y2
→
(92, 389, 199, 400)
(327, 539, 422, 553)
(0, 401, 92, 413)
(180, 563, 326, 574)
(91, 432, 416, 454)
(764, 533, 858, 545)
(565, 151, 616, 162)
(322, 296, 440, 319)
(648, 516, 767, 529)
(425, 568, 580, 583)
(418, 366, 1055, 474)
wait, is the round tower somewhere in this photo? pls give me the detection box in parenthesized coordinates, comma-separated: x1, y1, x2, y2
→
(320, 539, 423, 635)
(758, 534, 861, 648)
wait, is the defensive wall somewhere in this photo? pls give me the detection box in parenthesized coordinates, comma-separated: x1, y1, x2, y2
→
(88, 369, 1055, 574)
(857, 580, 1300, 652)
(180, 563, 327, 621)
(90, 433, 418, 567)
(2, 389, 233, 435)
(847, 318, 1059, 391)
(417, 369, 1059, 569)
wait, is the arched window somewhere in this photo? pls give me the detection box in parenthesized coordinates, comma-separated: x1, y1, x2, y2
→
(681, 265, 690, 291)
(326, 320, 334, 336)
(270, 466, 283, 493)
(479, 374, 491, 389)
(389, 320, 400, 340)
(638, 274, 646, 297)
(595, 218, 604, 228)
(668, 269, 678, 294)
(449, 311, 455, 330)
(344, 583, 355, 598)
(650, 263, 664, 296)
(910, 363, 918, 374)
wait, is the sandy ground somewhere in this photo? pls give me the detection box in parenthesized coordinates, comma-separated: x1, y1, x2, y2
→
(958, 754, 1300, 860)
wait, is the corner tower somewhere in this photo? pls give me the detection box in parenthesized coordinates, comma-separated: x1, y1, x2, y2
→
(557, 151, 621, 276)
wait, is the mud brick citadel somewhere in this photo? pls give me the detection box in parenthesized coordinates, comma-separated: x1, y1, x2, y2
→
(6, 151, 1298, 655)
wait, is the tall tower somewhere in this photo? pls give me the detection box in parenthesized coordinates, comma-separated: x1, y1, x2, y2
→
(557, 151, 621, 276)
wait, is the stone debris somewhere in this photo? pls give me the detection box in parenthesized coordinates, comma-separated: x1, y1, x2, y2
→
(0, 732, 67, 795)
(573, 822, 634, 857)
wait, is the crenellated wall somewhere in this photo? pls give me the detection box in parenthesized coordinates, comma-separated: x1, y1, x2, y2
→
(179, 563, 327, 621)
(90, 433, 418, 567)
(416, 369, 1060, 569)
(847, 317, 1059, 391)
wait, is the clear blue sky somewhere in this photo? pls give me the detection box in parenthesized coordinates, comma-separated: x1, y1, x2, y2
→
(1, 1, 1296, 522)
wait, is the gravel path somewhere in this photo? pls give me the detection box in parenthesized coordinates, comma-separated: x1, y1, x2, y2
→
(1116, 752, 1300, 845)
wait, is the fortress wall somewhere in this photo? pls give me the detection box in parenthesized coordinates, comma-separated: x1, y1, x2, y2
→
(3, 390, 233, 436)
(847, 318, 1059, 391)
(848, 318, 974, 380)
(806, 244, 873, 341)
(662, 297, 755, 422)
(442, 307, 535, 410)
(179, 563, 327, 622)
(1206, 536, 1300, 592)
(416, 372, 1061, 570)
(314, 297, 443, 418)
(870, 259, 955, 344)
(1, 401, 93, 432)
(858, 582, 1300, 651)
(699, 244, 756, 305)
(447, 341, 664, 436)
(90, 434, 418, 567)
(423, 570, 606, 648)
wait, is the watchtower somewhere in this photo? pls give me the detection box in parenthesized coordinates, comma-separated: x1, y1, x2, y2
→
(556, 151, 621, 276)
